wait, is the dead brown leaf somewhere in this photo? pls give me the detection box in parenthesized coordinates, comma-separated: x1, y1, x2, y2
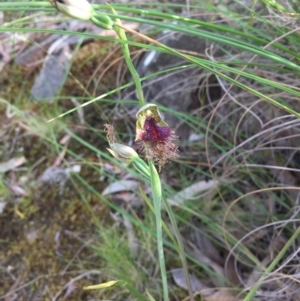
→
(168, 179, 218, 205)
(171, 268, 213, 293)
(190, 223, 223, 265)
(186, 242, 225, 287)
(224, 252, 240, 286)
(0, 156, 26, 173)
(204, 289, 241, 301)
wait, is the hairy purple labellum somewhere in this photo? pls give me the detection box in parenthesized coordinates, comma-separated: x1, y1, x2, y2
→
(140, 117, 172, 144)
(136, 116, 178, 169)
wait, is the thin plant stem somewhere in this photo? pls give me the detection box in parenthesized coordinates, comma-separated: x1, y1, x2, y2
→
(149, 160, 169, 301)
(109, 7, 168, 300)
(139, 186, 177, 247)
(107, 7, 145, 106)
(115, 24, 145, 106)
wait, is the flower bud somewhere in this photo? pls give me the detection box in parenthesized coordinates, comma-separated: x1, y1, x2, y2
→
(107, 144, 150, 179)
(104, 125, 151, 179)
(50, 0, 94, 20)
(107, 143, 139, 161)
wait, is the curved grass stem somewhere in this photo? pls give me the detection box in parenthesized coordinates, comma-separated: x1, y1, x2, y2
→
(243, 227, 300, 301)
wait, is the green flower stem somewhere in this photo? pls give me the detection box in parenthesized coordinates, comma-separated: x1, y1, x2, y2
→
(114, 23, 145, 106)
(139, 187, 177, 247)
(107, 7, 167, 300)
(106, 6, 145, 106)
(149, 160, 169, 301)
